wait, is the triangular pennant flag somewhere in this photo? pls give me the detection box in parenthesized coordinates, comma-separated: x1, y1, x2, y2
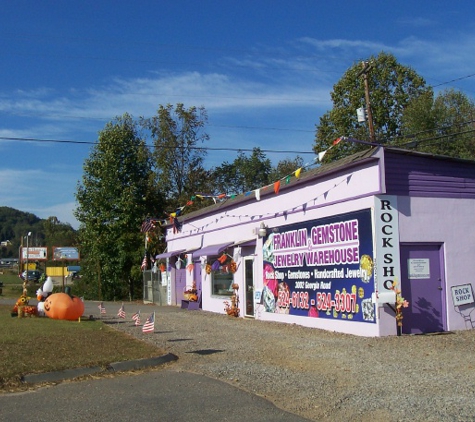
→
(255, 189, 261, 201)
(274, 181, 280, 195)
(333, 137, 342, 145)
(318, 150, 327, 161)
(285, 175, 291, 184)
(294, 168, 302, 179)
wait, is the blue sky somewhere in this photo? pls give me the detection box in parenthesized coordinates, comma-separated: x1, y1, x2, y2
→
(1, 1, 475, 230)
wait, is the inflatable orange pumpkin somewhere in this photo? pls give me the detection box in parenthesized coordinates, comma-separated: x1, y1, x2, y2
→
(44, 293, 84, 321)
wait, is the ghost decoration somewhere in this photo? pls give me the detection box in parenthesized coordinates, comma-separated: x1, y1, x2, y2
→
(36, 288, 46, 316)
(43, 277, 54, 295)
(37, 277, 54, 316)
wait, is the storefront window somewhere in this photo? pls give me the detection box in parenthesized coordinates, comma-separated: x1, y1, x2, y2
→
(212, 271, 234, 296)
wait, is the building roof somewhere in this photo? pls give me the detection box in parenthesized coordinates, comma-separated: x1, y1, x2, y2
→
(173, 147, 379, 225)
(168, 146, 475, 226)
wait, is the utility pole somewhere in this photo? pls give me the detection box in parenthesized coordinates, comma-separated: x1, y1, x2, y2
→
(358, 61, 376, 142)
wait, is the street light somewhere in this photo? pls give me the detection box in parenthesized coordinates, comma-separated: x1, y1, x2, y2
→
(23, 232, 31, 295)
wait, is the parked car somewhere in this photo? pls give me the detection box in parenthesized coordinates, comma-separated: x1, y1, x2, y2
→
(20, 270, 43, 282)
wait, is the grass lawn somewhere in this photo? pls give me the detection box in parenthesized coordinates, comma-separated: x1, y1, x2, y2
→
(0, 304, 165, 392)
(0, 268, 37, 298)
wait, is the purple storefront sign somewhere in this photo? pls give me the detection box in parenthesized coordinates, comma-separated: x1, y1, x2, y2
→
(262, 209, 375, 323)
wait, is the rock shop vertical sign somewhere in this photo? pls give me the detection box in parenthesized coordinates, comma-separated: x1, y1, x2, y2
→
(374, 196, 401, 296)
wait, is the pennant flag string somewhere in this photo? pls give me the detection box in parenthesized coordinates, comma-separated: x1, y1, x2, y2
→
(141, 137, 351, 235)
(174, 174, 353, 236)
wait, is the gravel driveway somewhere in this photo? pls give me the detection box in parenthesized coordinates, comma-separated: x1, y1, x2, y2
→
(92, 302, 475, 422)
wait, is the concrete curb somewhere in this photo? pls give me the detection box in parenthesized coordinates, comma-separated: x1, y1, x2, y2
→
(21, 353, 178, 385)
(22, 366, 103, 384)
(108, 353, 178, 372)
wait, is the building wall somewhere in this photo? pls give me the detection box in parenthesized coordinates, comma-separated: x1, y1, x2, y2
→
(384, 151, 475, 198)
(397, 195, 475, 331)
(168, 162, 385, 336)
(163, 148, 475, 336)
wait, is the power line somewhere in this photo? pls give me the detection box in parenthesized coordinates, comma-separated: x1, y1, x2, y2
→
(0, 136, 316, 155)
(432, 73, 475, 89)
(398, 128, 475, 148)
(0, 109, 315, 134)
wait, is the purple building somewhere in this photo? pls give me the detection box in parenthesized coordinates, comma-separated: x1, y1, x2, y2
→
(157, 146, 475, 336)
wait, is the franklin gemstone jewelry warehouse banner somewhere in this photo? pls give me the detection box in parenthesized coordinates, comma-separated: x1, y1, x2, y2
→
(262, 209, 375, 323)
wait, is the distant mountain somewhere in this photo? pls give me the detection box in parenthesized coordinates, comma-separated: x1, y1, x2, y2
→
(0, 207, 76, 259)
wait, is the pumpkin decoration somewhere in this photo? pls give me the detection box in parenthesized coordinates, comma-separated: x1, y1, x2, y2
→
(230, 260, 237, 274)
(205, 263, 212, 274)
(44, 293, 85, 321)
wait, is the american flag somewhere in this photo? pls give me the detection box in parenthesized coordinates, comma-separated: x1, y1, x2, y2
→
(117, 304, 126, 319)
(141, 251, 148, 271)
(98, 302, 106, 314)
(142, 312, 155, 333)
(141, 219, 156, 233)
(132, 310, 141, 326)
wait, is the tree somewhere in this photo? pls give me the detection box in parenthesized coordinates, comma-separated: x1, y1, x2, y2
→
(142, 103, 209, 209)
(75, 114, 162, 300)
(42, 216, 76, 248)
(212, 148, 272, 195)
(268, 156, 305, 182)
(314, 52, 429, 160)
(399, 88, 475, 159)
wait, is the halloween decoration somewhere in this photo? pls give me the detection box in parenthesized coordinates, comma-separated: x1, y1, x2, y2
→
(224, 283, 240, 317)
(44, 292, 84, 321)
(18, 305, 38, 317)
(36, 276, 54, 316)
(217, 254, 228, 264)
(11, 294, 37, 317)
(184, 281, 198, 302)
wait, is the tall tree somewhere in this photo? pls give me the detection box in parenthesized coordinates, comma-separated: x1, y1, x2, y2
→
(75, 114, 162, 300)
(399, 88, 475, 159)
(42, 216, 76, 248)
(142, 103, 209, 209)
(314, 52, 429, 160)
(212, 148, 272, 195)
(268, 156, 305, 182)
